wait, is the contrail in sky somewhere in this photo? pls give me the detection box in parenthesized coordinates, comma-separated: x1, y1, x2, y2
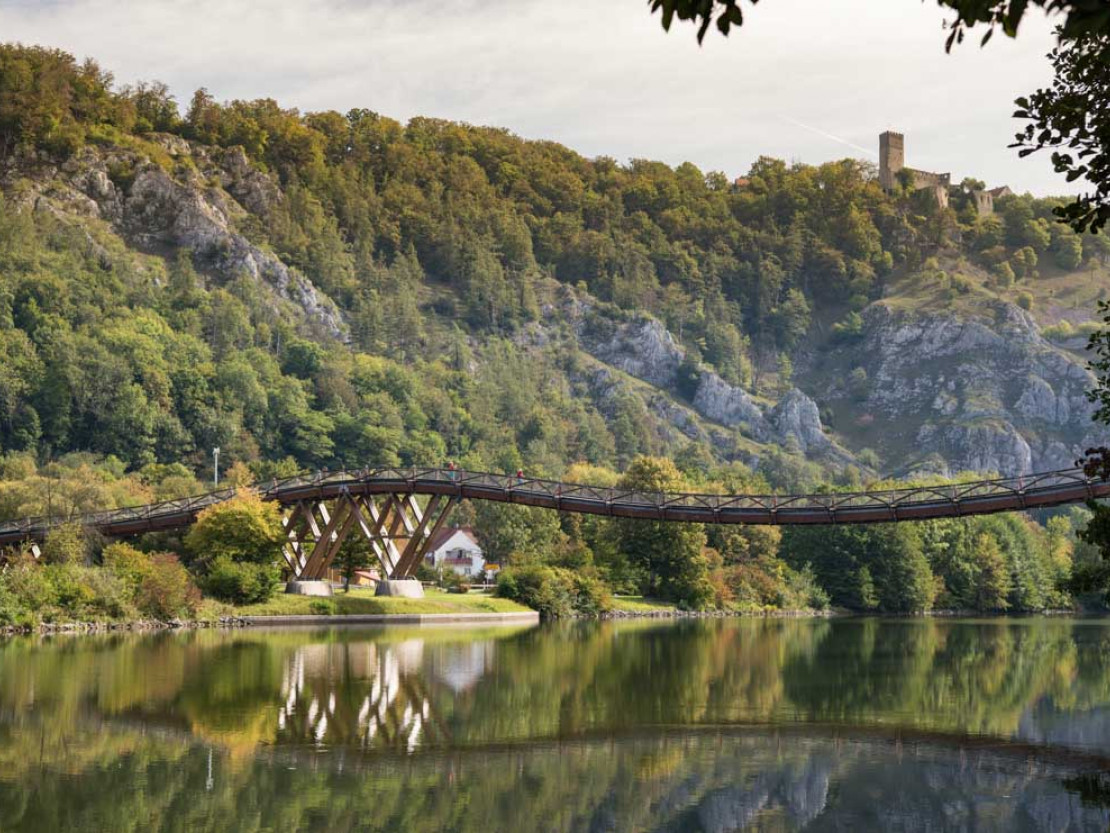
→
(779, 116, 876, 158)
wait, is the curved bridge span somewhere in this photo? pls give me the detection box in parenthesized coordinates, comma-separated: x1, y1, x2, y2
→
(1, 466, 1107, 580)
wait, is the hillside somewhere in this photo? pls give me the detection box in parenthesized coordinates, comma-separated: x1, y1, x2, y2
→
(1, 43, 1109, 496)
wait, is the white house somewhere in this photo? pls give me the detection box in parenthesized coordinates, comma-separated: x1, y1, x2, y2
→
(426, 527, 486, 578)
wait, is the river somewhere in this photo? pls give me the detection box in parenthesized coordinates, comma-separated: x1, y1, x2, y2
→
(1, 617, 1110, 831)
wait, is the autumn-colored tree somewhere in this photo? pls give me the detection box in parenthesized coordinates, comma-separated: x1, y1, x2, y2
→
(184, 489, 283, 567)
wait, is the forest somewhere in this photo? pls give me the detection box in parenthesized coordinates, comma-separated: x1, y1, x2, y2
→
(1, 43, 1109, 617)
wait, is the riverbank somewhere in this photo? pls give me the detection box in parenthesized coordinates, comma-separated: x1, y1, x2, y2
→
(0, 588, 538, 636)
(9, 588, 1078, 638)
(0, 591, 836, 636)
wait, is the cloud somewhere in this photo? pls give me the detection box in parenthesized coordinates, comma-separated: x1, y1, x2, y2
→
(0, 0, 1067, 194)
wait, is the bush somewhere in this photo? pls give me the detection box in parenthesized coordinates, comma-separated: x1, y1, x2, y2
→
(496, 565, 612, 618)
(184, 490, 285, 567)
(137, 554, 201, 620)
(3, 562, 59, 614)
(60, 566, 133, 620)
(0, 580, 25, 626)
(202, 556, 279, 604)
(442, 571, 470, 594)
(104, 543, 201, 620)
(309, 599, 337, 615)
(571, 572, 612, 616)
(1016, 291, 1034, 311)
(42, 523, 89, 565)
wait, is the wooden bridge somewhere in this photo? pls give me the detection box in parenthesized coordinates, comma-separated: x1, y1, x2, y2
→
(0, 466, 1107, 581)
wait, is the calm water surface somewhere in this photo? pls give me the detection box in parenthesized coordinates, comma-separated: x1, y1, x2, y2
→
(2, 617, 1110, 831)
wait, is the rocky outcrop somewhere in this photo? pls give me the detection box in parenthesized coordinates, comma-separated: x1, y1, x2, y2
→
(556, 298, 850, 462)
(13, 141, 346, 341)
(806, 301, 1107, 476)
(692, 371, 771, 439)
(582, 316, 684, 389)
(771, 389, 833, 454)
(122, 166, 345, 339)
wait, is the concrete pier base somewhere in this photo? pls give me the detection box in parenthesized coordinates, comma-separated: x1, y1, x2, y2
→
(285, 580, 334, 597)
(375, 579, 425, 599)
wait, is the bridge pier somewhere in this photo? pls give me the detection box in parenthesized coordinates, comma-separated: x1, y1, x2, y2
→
(282, 492, 456, 582)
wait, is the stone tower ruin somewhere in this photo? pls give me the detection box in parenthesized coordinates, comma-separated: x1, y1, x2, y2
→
(879, 131, 904, 192)
(878, 130, 951, 208)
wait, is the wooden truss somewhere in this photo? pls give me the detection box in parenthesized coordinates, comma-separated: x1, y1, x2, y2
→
(281, 492, 455, 581)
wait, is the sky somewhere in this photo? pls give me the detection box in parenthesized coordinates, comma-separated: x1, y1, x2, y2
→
(0, 0, 1069, 195)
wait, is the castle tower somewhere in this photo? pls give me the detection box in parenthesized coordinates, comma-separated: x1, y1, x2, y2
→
(879, 131, 904, 191)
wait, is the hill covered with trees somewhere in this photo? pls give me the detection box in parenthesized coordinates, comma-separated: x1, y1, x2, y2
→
(2, 43, 1110, 614)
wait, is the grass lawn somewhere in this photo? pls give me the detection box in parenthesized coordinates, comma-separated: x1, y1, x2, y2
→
(227, 587, 533, 617)
(610, 596, 678, 614)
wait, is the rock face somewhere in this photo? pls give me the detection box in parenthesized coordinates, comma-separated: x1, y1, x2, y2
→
(584, 317, 684, 389)
(12, 141, 346, 342)
(806, 302, 1107, 476)
(771, 389, 833, 455)
(123, 166, 345, 339)
(554, 298, 850, 465)
(692, 371, 772, 440)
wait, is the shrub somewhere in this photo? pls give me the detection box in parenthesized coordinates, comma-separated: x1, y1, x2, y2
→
(3, 562, 58, 614)
(496, 565, 612, 618)
(103, 542, 152, 587)
(136, 554, 201, 620)
(64, 566, 133, 620)
(0, 581, 25, 626)
(104, 543, 201, 620)
(42, 523, 89, 565)
(184, 490, 284, 567)
(442, 571, 470, 593)
(1016, 291, 1034, 311)
(721, 563, 784, 608)
(497, 565, 571, 618)
(202, 556, 279, 604)
(784, 564, 831, 611)
(309, 599, 337, 615)
(571, 572, 612, 616)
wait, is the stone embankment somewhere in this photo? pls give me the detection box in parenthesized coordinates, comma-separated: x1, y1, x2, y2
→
(598, 607, 833, 621)
(0, 612, 539, 636)
(0, 616, 255, 637)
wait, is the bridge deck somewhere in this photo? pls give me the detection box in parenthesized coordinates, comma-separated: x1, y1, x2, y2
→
(0, 466, 1107, 545)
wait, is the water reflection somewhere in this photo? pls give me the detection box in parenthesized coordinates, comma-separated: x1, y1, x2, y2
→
(0, 618, 1109, 831)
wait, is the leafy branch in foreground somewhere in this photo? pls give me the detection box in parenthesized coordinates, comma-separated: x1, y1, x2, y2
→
(647, 1, 1110, 46)
(1013, 32, 1110, 234)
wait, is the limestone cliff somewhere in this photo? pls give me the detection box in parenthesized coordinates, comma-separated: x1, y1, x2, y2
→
(803, 301, 1108, 476)
(4, 137, 346, 340)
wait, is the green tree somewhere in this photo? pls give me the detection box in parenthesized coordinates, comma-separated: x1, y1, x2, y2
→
(615, 456, 712, 608)
(972, 532, 1013, 611)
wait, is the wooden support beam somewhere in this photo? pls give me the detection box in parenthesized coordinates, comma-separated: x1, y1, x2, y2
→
(394, 495, 457, 579)
(282, 504, 311, 575)
(347, 495, 391, 576)
(301, 498, 350, 580)
(364, 495, 404, 576)
(308, 495, 364, 580)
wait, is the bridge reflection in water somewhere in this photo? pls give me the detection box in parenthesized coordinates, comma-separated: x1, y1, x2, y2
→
(3, 466, 1109, 581)
(1, 619, 1110, 830)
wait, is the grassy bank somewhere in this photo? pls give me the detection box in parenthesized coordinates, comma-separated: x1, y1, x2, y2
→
(226, 587, 532, 617)
(610, 596, 680, 614)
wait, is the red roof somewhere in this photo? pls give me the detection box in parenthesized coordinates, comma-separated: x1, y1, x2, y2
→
(427, 526, 480, 553)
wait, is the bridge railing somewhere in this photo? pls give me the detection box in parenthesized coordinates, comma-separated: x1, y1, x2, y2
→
(0, 466, 1103, 540)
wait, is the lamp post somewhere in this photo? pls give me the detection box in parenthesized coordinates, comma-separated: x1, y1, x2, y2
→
(213, 447, 220, 488)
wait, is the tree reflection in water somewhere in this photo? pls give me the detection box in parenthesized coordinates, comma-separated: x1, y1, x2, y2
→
(0, 618, 1108, 831)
